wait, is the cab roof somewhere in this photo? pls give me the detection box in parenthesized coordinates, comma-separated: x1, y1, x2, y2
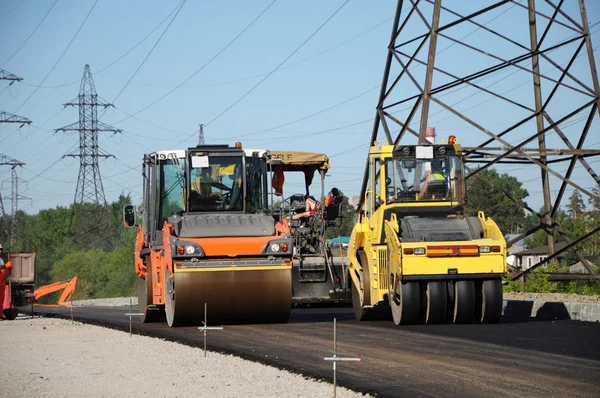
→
(269, 151, 330, 172)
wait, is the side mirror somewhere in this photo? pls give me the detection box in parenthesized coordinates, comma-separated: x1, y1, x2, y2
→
(123, 204, 136, 228)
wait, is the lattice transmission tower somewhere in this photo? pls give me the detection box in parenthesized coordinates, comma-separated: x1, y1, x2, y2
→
(362, 0, 600, 281)
(0, 69, 31, 247)
(0, 156, 27, 246)
(198, 124, 205, 145)
(55, 65, 121, 224)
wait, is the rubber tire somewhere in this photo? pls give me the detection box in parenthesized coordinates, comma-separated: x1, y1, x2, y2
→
(3, 307, 19, 320)
(390, 279, 420, 325)
(475, 279, 503, 324)
(425, 281, 447, 324)
(453, 280, 475, 324)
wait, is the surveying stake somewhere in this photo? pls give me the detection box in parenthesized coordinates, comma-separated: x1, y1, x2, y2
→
(125, 298, 144, 337)
(324, 318, 361, 398)
(198, 303, 223, 357)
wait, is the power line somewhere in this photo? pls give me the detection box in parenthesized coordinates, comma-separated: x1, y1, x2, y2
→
(219, 2, 524, 143)
(236, 83, 380, 139)
(110, 0, 278, 127)
(16, 2, 185, 91)
(202, 1, 350, 128)
(174, 0, 351, 148)
(12, 0, 99, 114)
(102, 14, 394, 90)
(1, 0, 59, 66)
(105, 0, 187, 109)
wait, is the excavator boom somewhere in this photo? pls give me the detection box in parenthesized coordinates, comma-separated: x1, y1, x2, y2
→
(32, 277, 78, 306)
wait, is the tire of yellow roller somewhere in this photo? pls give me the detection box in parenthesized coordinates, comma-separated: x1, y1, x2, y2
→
(165, 266, 292, 327)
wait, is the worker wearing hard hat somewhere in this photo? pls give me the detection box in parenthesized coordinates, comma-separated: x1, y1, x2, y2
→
(418, 158, 447, 199)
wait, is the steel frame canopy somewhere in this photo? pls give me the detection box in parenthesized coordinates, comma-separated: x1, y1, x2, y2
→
(360, 0, 600, 280)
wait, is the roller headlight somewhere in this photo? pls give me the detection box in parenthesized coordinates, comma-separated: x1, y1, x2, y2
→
(171, 238, 204, 257)
(414, 247, 426, 255)
(263, 239, 292, 255)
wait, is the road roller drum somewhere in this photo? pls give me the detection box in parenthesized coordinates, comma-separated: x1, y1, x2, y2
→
(165, 267, 292, 326)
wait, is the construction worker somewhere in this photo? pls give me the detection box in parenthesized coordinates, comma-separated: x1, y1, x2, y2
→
(292, 195, 319, 220)
(193, 167, 223, 199)
(0, 244, 13, 318)
(324, 187, 340, 208)
(418, 158, 447, 199)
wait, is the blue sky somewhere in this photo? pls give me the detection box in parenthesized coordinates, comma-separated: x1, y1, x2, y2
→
(1, 0, 599, 215)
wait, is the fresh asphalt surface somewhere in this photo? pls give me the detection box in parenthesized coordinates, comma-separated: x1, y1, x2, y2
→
(30, 304, 600, 397)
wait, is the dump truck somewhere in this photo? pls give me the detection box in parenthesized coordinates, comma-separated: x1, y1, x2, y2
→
(0, 251, 35, 319)
(4, 252, 36, 307)
(124, 144, 294, 327)
(269, 151, 349, 303)
(348, 140, 507, 324)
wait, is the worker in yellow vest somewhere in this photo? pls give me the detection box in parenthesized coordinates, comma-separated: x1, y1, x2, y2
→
(418, 158, 447, 199)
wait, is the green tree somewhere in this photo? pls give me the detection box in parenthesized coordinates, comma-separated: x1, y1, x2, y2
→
(589, 186, 600, 213)
(6, 195, 138, 296)
(466, 168, 529, 234)
(567, 190, 585, 219)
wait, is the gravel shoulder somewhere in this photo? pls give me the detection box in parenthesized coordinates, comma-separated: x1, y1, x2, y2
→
(3, 316, 368, 398)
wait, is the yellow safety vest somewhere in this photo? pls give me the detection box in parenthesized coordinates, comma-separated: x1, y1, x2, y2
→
(429, 172, 445, 181)
(191, 176, 211, 193)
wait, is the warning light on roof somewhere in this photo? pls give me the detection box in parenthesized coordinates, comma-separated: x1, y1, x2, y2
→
(448, 135, 457, 144)
(235, 142, 243, 148)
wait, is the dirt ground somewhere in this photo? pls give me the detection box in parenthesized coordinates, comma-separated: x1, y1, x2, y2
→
(3, 316, 368, 398)
(503, 292, 600, 304)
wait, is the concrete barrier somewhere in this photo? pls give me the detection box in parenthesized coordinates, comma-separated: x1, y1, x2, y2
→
(503, 299, 600, 322)
(71, 297, 138, 307)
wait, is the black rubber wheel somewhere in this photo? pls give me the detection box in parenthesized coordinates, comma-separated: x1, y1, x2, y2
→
(424, 281, 447, 324)
(3, 307, 19, 320)
(390, 279, 420, 325)
(453, 280, 475, 324)
(475, 279, 503, 323)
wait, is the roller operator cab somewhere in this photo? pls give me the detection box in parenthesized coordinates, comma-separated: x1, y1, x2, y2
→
(124, 144, 293, 327)
(348, 140, 507, 325)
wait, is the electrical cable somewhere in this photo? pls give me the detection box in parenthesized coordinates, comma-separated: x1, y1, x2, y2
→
(200, 1, 350, 129)
(219, 1, 521, 143)
(1, 0, 59, 66)
(17, 1, 184, 90)
(103, 14, 394, 90)
(109, 0, 278, 128)
(172, 0, 352, 148)
(11, 0, 99, 114)
(103, 0, 187, 111)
